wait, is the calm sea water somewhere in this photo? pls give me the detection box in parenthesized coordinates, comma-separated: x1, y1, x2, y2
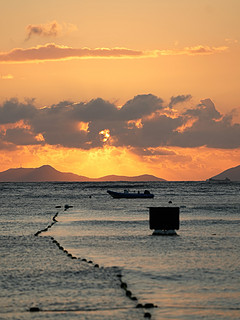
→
(0, 181, 239, 319)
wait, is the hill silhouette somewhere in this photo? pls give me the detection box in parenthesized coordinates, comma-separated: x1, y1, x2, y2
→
(0, 165, 165, 182)
(95, 174, 163, 182)
(0, 165, 90, 182)
(209, 165, 240, 181)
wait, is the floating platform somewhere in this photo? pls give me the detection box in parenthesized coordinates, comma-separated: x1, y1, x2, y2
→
(149, 207, 180, 236)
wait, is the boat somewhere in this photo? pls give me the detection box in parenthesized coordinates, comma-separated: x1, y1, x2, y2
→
(206, 177, 231, 183)
(107, 189, 154, 199)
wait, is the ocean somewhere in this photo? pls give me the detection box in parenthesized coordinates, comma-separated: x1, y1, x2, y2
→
(0, 181, 239, 319)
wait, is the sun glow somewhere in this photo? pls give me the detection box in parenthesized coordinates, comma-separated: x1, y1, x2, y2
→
(35, 133, 45, 141)
(78, 121, 89, 132)
(0, 1, 239, 181)
(127, 119, 143, 129)
(99, 129, 110, 142)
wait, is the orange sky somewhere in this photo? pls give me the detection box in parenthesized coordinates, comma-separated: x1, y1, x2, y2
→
(0, 0, 240, 180)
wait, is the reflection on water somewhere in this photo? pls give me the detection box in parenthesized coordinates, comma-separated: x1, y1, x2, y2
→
(47, 182, 240, 320)
(1, 181, 240, 319)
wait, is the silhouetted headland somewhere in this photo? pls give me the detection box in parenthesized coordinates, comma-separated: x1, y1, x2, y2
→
(0, 165, 166, 182)
(207, 164, 240, 182)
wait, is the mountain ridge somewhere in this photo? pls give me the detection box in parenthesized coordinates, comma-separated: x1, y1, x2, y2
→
(209, 164, 240, 181)
(0, 165, 166, 182)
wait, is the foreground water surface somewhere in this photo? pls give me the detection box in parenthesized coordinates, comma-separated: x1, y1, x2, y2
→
(0, 181, 239, 319)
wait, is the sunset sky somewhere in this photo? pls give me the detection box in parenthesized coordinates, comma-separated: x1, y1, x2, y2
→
(0, 0, 240, 180)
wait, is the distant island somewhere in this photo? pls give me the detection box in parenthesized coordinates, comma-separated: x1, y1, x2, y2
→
(207, 165, 240, 182)
(1, 164, 239, 182)
(0, 165, 166, 182)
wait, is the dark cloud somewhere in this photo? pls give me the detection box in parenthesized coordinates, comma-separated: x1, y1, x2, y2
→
(0, 95, 239, 151)
(0, 140, 17, 150)
(184, 99, 221, 120)
(0, 98, 36, 124)
(72, 98, 118, 122)
(119, 94, 163, 120)
(4, 128, 43, 146)
(170, 99, 240, 148)
(29, 104, 90, 149)
(25, 21, 61, 40)
(169, 94, 192, 108)
(114, 114, 183, 148)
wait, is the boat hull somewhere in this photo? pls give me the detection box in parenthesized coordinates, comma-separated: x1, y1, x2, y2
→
(107, 190, 154, 199)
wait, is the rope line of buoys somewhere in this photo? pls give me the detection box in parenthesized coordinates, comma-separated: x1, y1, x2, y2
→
(64, 204, 73, 211)
(34, 216, 57, 236)
(117, 274, 156, 318)
(32, 205, 156, 319)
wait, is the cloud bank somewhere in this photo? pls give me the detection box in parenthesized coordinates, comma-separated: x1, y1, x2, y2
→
(0, 43, 228, 63)
(0, 95, 239, 152)
(158, 45, 228, 56)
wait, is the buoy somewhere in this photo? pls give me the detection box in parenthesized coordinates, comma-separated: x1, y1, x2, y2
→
(144, 303, 155, 309)
(120, 282, 127, 290)
(29, 307, 40, 312)
(64, 204, 73, 210)
(144, 312, 151, 318)
(126, 290, 132, 297)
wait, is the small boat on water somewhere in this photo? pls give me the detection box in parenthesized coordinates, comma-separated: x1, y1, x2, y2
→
(206, 177, 231, 183)
(107, 189, 154, 199)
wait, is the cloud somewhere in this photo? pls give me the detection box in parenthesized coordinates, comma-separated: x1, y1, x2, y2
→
(0, 43, 154, 63)
(119, 94, 164, 120)
(0, 98, 36, 124)
(0, 95, 239, 151)
(71, 98, 119, 122)
(0, 43, 228, 64)
(25, 21, 63, 40)
(0, 139, 17, 150)
(4, 127, 43, 146)
(158, 45, 228, 56)
(169, 94, 192, 108)
(172, 99, 240, 148)
(184, 99, 222, 120)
